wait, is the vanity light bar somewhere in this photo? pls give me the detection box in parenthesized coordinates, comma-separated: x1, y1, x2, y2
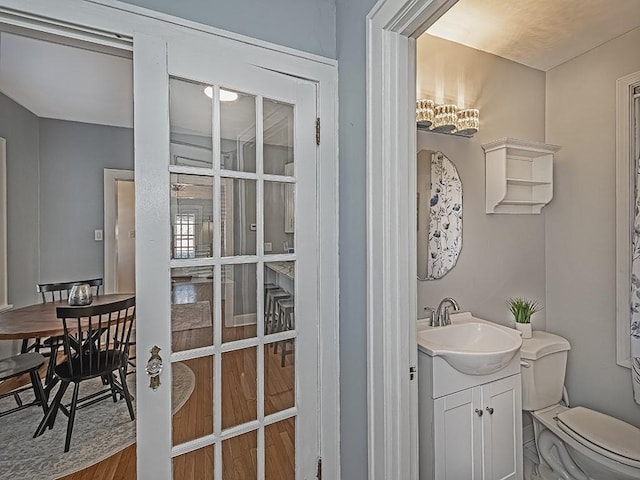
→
(416, 99, 479, 137)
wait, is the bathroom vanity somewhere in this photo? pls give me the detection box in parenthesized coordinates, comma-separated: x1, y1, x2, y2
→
(417, 313, 523, 480)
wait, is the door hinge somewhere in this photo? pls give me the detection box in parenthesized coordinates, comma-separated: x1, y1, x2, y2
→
(409, 366, 416, 380)
(316, 457, 322, 479)
(315, 117, 320, 146)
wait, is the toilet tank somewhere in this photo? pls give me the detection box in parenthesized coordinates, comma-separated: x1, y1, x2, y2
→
(520, 331, 571, 411)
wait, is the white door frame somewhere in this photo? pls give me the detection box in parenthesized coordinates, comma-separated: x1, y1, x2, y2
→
(104, 168, 134, 294)
(0, 1, 339, 478)
(366, 1, 457, 478)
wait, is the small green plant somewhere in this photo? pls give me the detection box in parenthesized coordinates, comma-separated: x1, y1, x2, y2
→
(506, 297, 542, 324)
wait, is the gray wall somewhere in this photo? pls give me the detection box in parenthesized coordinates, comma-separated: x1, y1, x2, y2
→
(545, 26, 640, 426)
(0, 93, 40, 309)
(336, 0, 374, 478)
(38, 119, 133, 282)
(416, 35, 548, 329)
(119, 0, 336, 59)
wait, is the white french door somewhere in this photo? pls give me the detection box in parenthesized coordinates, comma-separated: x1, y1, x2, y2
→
(134, 32, 319, 479)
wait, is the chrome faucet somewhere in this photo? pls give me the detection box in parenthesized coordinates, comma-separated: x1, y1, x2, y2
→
(433, 297, 460, 326)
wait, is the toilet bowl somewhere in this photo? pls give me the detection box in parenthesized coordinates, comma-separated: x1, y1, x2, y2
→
(521, 332, 640, 480)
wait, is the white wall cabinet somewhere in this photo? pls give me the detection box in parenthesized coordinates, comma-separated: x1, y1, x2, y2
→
(482, 138, 561, 214)
(419, 355, 523, 480)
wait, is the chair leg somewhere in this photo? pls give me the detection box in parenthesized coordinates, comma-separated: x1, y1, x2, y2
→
(64, 383, 80, 452)
(45, 344, 59, 385)
(29, 369, 48, 416)
(108, 373, 118, 402)
(118, 367, 135, 421)
(34, 380, 68, 438)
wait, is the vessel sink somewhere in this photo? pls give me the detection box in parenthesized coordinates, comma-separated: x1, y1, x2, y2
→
(417, 319, 522, 375)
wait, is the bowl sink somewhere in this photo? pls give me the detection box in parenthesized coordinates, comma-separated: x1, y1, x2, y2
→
(417, 320, 522, 375)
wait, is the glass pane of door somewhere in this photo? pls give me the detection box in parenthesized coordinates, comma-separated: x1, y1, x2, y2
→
(167, 81, 304, 477)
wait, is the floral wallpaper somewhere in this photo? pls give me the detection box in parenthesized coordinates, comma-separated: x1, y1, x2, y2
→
(426, 152, 462, 280)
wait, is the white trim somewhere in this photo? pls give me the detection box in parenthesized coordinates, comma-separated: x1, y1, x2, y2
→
(231, 312, 257, 327)
(0, 1, 340, 478)
(0, 139, 7, 310)
(104, 168, 134, 294)
(366, 1, 458, 478)
(616, 70, 640, 369)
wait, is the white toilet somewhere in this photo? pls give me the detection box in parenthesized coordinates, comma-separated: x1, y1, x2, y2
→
(520, 331, 640, 480)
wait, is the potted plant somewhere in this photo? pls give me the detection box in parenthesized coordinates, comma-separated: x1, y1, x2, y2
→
(506, 297, 542, 339)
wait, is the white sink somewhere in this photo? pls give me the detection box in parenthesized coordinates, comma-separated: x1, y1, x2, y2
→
(417, 314, 522, 375)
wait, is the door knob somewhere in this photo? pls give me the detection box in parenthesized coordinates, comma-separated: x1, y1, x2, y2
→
(486, 406, 494, 415)
(475, 408, 483, 417)
(145, 345, 163, 390)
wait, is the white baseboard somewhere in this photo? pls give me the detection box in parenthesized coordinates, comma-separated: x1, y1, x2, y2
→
(232, 313, 257, 327)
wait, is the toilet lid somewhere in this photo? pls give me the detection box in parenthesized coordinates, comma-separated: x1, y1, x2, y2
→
(556, 407, 640, 464)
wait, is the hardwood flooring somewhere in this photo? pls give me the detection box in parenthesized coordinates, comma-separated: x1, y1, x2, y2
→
(58, 283, 295, 480)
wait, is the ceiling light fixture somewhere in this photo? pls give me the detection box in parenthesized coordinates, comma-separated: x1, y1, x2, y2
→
(203, 86, 239, 102)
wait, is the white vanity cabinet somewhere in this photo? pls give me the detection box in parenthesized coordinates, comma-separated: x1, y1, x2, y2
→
(419, 348, 523, 480)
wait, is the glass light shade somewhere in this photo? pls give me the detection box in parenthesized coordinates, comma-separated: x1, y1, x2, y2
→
(432, 104, 458, 133)
(416, 99, 434, 128)
(203, 86, 239, 102)
(456, 109, 479, 136)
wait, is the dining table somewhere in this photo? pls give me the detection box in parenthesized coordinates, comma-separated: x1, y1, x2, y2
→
(0, 293, 135, 342)
(0, 293, 135, 388)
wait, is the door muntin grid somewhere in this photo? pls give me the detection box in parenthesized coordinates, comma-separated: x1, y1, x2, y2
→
(168, 76, 299, 478)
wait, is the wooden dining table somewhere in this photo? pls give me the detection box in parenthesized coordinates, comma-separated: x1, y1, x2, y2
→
(0, 293, 135, 341)
(0, 293, 135, 399)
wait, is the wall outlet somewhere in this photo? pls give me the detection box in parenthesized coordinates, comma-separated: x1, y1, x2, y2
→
(94, 229, 103, 241)
(264, 242, 273, 252)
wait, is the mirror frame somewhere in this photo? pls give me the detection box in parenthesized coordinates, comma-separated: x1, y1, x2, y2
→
(417, 149, 462, 280)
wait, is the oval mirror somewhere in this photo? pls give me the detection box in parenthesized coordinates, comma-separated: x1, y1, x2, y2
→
(417, 150, 462, 280)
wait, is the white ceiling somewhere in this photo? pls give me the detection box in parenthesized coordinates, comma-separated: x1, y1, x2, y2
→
(0, 32, 133, 128)
(426, 0, 640, 71)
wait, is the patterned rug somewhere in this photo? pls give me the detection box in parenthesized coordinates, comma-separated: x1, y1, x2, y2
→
(0, 362, 195, 479)
(171, 301, 212, 332)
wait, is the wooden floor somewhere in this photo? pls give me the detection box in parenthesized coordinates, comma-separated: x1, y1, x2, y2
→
(58, 286, 295, 480)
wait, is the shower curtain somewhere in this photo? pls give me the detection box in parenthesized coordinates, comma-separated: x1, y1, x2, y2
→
(632, 152, 640, 405)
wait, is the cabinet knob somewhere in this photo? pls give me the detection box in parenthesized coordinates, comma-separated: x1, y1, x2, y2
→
(475, 408, 483, 417)
(486, 406, 494, 415)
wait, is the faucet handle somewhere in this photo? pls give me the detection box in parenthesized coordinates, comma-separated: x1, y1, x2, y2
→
(423, 306, 436, 326)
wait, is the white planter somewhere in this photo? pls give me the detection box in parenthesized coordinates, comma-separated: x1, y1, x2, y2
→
(515, 322, 532, 339)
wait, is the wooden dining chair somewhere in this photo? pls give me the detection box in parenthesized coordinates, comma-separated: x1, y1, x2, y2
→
(0, 352, 48, 418)
(34, 296, 135, 452)
(31, 278, 104, 384)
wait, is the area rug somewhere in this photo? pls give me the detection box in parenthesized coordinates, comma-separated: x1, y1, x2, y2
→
(171, 301, 212, 331)
(0, 362, 195, 479)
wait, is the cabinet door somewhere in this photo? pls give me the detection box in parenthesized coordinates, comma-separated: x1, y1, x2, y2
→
(434, 387, 483, 480)
(481, 375, 523, 480)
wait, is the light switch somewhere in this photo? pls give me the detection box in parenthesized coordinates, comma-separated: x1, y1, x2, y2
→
(129, 230, 136, 238)
(94, 229, 103, 241)
(250, 223, 257, 231)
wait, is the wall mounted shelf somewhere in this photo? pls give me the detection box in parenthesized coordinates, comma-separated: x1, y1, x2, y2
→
(482, 138, 561, 214)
